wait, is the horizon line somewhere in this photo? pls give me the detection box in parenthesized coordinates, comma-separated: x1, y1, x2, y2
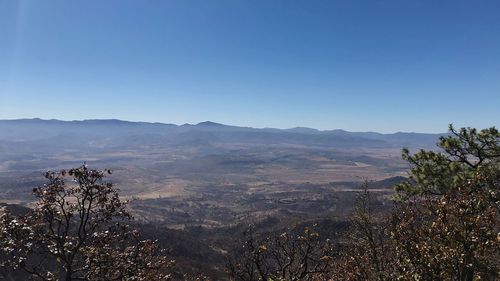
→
(0, 117, 447, 135)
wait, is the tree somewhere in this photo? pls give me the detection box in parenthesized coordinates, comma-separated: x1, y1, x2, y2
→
(331, 125, 499, 280)
(392, 125, 499, 280)
(0, 165, 173, 281)
(227, 225, 335, 281)
(330, 183, 393, 281)
(390, 177, 499, 280)
(396, 125, 500, 198)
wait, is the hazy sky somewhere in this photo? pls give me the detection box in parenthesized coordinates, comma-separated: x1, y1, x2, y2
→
(1, 0, 499, 133)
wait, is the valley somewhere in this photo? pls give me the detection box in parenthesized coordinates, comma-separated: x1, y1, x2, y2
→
(0, 119, 433, 229)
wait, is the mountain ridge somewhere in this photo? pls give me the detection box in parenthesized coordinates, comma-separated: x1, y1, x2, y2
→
(0, 118, 444, 135)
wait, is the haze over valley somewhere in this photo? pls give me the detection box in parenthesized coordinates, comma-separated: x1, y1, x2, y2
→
(0, 118, 441, 228)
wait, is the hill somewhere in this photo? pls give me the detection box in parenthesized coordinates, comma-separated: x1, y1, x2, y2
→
(0, 118, 440, 225)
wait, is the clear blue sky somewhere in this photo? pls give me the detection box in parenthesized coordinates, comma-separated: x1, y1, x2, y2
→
(1, 0, 499, 133)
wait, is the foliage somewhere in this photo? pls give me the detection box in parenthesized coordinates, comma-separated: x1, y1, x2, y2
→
(390, 177, 499, 280)
(396, 124, 500, 197)
(227, 225, 335, 281)
(0, 165, 173, 281)
(338, 125, 500, 280)
(391, 125, 500, 280)
(329, 183, 393, 281)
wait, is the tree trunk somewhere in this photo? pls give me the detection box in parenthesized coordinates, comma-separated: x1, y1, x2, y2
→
(65, 264, 72, 281)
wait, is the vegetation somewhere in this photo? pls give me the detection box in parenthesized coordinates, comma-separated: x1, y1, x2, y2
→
(0, 165, 173, 280)
(1, 125, 498, 280)
(389, 125, 500, 280)
(396, 125, 500, 197)
(227, 226, 335, 280)
(330, 125, 499, 280)
(230, 125, 499, 280)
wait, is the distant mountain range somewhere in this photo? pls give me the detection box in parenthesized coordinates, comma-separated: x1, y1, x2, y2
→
(0, 118, 443, 149)
(0, 118, 442, 204)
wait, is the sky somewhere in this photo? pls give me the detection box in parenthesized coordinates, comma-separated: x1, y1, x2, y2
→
(0, 0, 499, 133)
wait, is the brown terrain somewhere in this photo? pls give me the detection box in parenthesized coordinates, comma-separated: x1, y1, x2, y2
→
(0, 119, 441, 278)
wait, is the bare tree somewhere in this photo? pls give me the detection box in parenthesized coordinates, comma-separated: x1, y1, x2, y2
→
(227, 225, 335, 281)
(0, 165, 173, 280)
(329, 183, 393, 281)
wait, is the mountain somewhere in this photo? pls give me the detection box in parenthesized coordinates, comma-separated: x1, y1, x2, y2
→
(0, 118, 442, 149)
(0, 118, 442, 195)
(0, 119, 440, 234)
